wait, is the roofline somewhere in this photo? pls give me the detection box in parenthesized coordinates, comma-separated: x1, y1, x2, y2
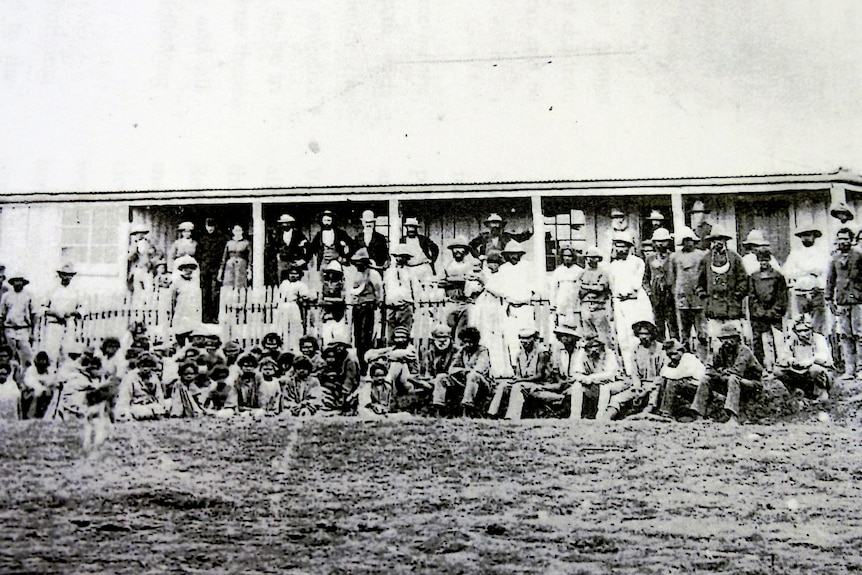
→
(3, 168, 861, 204)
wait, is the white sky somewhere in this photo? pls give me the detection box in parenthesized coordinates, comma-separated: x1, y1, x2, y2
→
(1, 0, 860, 193)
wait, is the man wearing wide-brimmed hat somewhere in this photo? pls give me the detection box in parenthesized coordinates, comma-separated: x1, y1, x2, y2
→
(397, 217, 439, 278)
(607, 230, 653, 376)
(127, 222, 159, 297)
(782, 225, 829, 334)
(348, 247, 383, 370)
(688, 200, 713, 251)
(44, 263, 84, 365)
(265, 213, 310, 285)
(578, 246, 612, 346)
(696, 225, 750, 355)
(644, 227, 678, 341)
(604, 320, 666, 420)
(669, 226, 707, 356)
(383, 244, 417, 343)
(0, 272, 35, 366)
(353, 210, 389, 269)
(441, 235, 479, 341)
(309, 210, 354, 271)
(826, 226, 862, 380)
(773, 317, 832, 403)
(740, 229, 780, 275)
(468, 212, 533, 260)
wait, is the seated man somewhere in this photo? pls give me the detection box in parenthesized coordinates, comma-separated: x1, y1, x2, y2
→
(414, 324, 457, 391)
(364, 326, 420, 395)
(682, 323, 763, 425)
(568, 333, 626, 420)
(656, 339, 706, 418)
(318, 338, 361, 415)
(115, 353, 168, 420)
(200, 364, 239, 418)
(774, 317, 832, 402)
(606, 320, 666, 420)
(488, 327, 552, 419)
(432, 326, 492, 417)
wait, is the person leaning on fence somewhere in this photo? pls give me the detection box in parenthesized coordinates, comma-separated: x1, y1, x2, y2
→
(0, 272, 35, 368)
(319, 338, 361, 415)
(43, 263, 83, 366)
(115, 352, 168, 421)
(441, 235, 478, 343)
(774, 317, 832, 403)
(825, 227, 862, 381)
(432, 326, 492, 418)
(605, 320, 666, 420)
(681, 323, 763, 426)
(488, 327, 552, 420)
(282, 356, 323, 417)
(748, 247, 789, 367)
(384, 244, 417, 345)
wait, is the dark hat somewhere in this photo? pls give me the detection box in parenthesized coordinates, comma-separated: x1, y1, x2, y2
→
(632, 320, 657, 335)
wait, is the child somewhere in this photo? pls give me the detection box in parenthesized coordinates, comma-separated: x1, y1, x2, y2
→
(278, 266, 311, 352)
(201, 364, 238, 417)
(169, 256, 203, 347)
(356, 362, 393, 418)
(115, 353, 168, 421)
(20, 351, 55, 419)
(256, 357, 282, 414)
(282, 357, 322, 416)
(234, 354, 260, 408)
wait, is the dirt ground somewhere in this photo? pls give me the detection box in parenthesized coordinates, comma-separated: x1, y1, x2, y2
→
(1, 405, 861, 575)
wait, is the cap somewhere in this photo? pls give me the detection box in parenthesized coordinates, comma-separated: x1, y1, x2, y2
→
(350, 247, 371, 262)
(647, 210, 664, 221)
(553, 325, 580, 337)
(610, 208, 625, 218)
(584, 246, 603, 260)
(632, 320, 657, 335)
(403, 217, 420, 227)
(277, 214, 296, 225)
(484, 213, 505, 224)
(518, 327, 538, 339)
(174, 255, 198, 269)
(717, 323, 742, 339)
(57, 263, 77, 275)
(743, 230, 770, 246)
(324, 260, 343, 274)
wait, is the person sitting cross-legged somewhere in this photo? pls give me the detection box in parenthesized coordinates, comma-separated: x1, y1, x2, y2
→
(200, 364, 239, 418)
(773, 317, 832, 403)
(655, 339, 706, 418)
(356, 361, 393, 418)
(115, 353, 168, 421)
(681, 323, 763, 425)
(364, 326, 420, 395)
(568, 333, 626, 420)
(432, 326, 492, 417)
(487, 327, 552, 420)
(282, 357, 323, 417)
(606, 320, 666, 420)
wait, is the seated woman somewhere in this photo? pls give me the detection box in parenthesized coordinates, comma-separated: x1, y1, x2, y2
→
(166, 360, 206, 418)
(282, 357, 323, 416)
(200, 364, 239, 418)
(115, 353, 168, 421)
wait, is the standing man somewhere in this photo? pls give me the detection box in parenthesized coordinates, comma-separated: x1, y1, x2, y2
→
(348, 248, 383, 372)
(310, 210, 353, 271)
(43, 263, 83, 366)
(469, 213, 533, 260)
(748, 247, 789, 368)
(578, 246, 612, 345)
(266, 213, 310, 285)
(643, 227, 677, 341)
(607, 231, 653, 376)
(825, 227, 862, 380)
(740, 230, 780, 275)
(398, 217, 439, 279)
(197, 217, 225, 323)
(669, 226, 707, 356)
(782, 226, 829, 335)
(550, 247, 583, 329)
(0, 273, 35, 367)
(383, 245, 416, 343)
(696, 226, 749, 355)
(354, 210, 389, 269)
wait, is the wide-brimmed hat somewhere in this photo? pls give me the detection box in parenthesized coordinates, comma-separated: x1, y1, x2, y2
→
(7, 273, 28, 285)
(350, 247, 371, 262)
(403, 217, 420, 227)
(129, 222, 149, 235)
(794, 227, 823, 239)
(647, 210, 664, 221)
(651, 228, 672, 242)
(553, 325, 581, 338)
(484, 213, 505, 224)
(632, 320, 657, 335)
(447, 235, 471, 250)
(518, 327, 538, 339)
(174, 255, 198, 270)
(501, 240, 526, 254)
(717, 323, 742, 339)
(361, 210, 376, 223)
(689, 200, 710, 214)
(706, 226, 733, 241)
(178, 221, 194, 232)
(319, 210, 335, 219)
(277, 214, 296, 225)
(57, 263, 77, 276)
(612, 231, 636, 246)
(324, 260, 343, 274)
(584, 246, 603, 260)
(390, 244, 413, 257)
(610, 208, 625, 218)
(743, 229, 770, 246)
(676, 226, 700, 244)
(830, 202, 855, 220)
(485, 251, 504, 264)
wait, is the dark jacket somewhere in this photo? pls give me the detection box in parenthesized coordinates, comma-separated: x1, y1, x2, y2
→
(397, 235, 440, 274)
(468, 230, 533, 259)
(354, 230, 389, 268)
(264, 229, 310, 285)
(748, 268, 788, 320)
(707, 342, 763, 382)
(309, 228, 354, 270)
(826, 249, 862, 306)
(696, 250, 748, 320)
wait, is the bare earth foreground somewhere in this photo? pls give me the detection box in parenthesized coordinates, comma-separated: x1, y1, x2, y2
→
(1, 414, 861, 575)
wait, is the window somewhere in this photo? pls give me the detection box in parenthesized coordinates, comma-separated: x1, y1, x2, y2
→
(61, 205, 121, 273)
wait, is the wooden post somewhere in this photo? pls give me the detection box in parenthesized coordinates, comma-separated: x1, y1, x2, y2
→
(530, 194, 546, 278)
(671, 192, 685, 236)
(388, 197, 400, 247)
(252, 201, 265, 290)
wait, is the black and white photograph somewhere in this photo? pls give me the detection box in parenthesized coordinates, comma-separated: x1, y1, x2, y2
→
(1, 2, 861, 573)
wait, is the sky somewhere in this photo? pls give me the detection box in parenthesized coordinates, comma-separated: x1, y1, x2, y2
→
(1, 0, 860, 193)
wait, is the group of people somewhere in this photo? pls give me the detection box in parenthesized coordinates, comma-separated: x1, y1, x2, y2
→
(1, 198, 856, 429)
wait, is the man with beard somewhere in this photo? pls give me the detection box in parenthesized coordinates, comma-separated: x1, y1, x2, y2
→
(774, 317, 832, 403)
(469, 213, 533, 260)
(669, 226, 707, 356)
(364, 326, 420, 396)
(265, 213, 310, 285)
(309, 211, 353, 271)
(397, 217, 439, 279)
(696, 226, 749, 356)
(432, 326, 492, 417)
(826, 227, 862, 380)
(567, 333, 624, 420)
(348, 248, 383, 372)
(353, 210, 389, 269)
(197, 218, 225, 322)
(487, 327, 552, 420)
(655, 338, 706, 418)
(115, 353, 168, 420)
(643, 227, 677, 341)
(682, 323, 763, 425)
(782, 226, 829, 335)
(441, 235, 480, 340)
(605, 320, 666, 420)
(319, 339, 361, 415)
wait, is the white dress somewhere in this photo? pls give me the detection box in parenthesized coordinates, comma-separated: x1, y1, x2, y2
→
(278, 279, 310, 352)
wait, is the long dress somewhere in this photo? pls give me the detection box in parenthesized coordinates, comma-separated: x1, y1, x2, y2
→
(219, 239, 251, 289)
(278, 279, 310, 352)
(170, 277, 203, 337)
(469, 268, 513, 378)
